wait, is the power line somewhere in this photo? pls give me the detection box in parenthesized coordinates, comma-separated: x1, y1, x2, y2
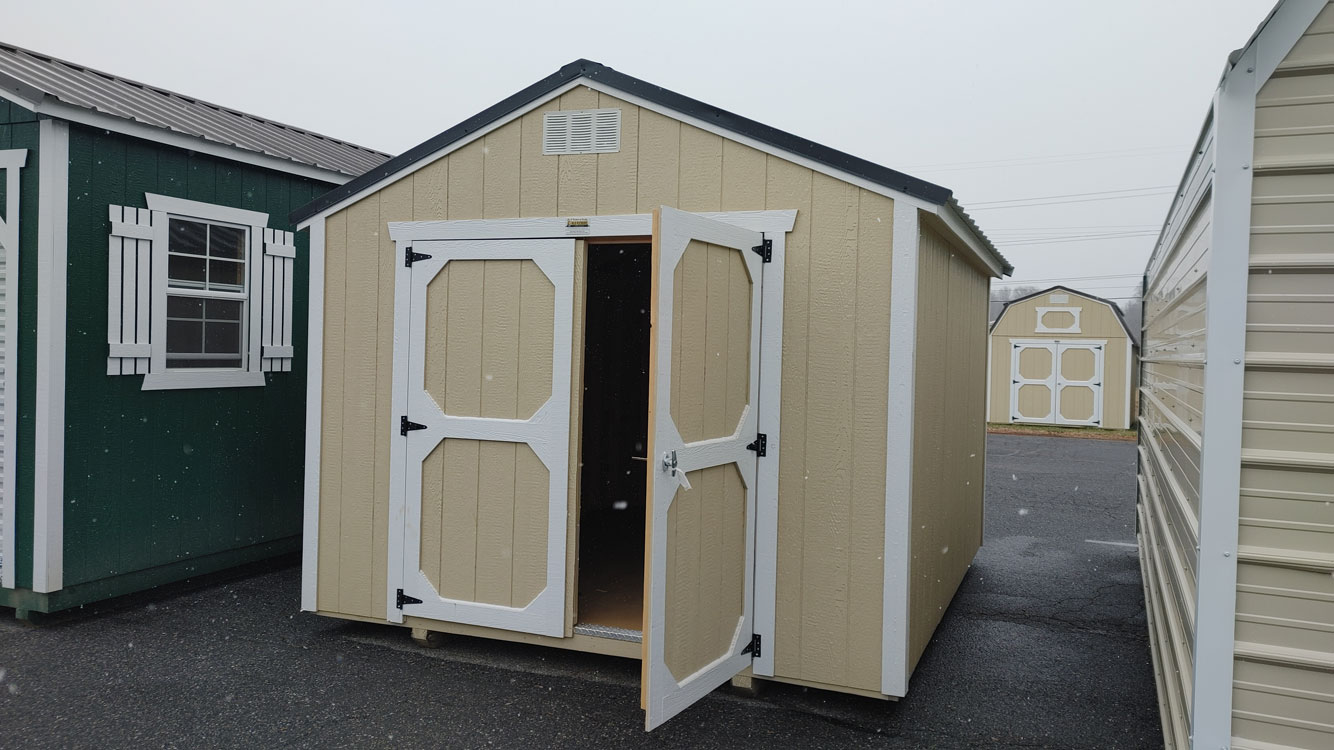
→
(968, 190, 1175, 211)
(900, 144, 1188, 172)
(993, 272, 1142, 284)
(968, 184, 1178, 206)
(993, 233, 1159, 247)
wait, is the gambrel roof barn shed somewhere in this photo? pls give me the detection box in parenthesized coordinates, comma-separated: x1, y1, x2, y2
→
(0, 42, 387, 614)
(292, 59, 1010, 729)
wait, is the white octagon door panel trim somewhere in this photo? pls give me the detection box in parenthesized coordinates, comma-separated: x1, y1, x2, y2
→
(644, 206, 762, 730)
(392, 238, 574, 637)
(1054, 341, 1104, 426)
(1009, 342, 1057, 424)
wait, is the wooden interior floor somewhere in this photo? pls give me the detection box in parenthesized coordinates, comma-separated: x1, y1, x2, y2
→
(576, 511, 644, 632)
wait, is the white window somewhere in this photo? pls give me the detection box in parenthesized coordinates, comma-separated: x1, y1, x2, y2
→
(107, 194, 296, 390)
(1035, 305, 1082, 334)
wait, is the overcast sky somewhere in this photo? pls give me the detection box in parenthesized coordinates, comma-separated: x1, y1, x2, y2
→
(8, 0, 1278, 302)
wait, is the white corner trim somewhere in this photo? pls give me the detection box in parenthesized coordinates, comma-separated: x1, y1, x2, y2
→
(1252, 0, 1328, 83)
(0, 148, 27, 590)
(985, 333, 994, 423)
(301, 220, 325, 613)
(32, 99, 352, 185)
(883, 201, 919, 696)
(140, 370, 266, 390)
(145, 193, 269, 228)
(1124, 341, 1133, 430)
(1190, 45, 1257, 750)
(34, 120, 69, 594)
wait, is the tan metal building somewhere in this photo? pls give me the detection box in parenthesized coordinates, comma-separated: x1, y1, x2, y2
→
(988, 286, 1138, 429)
(1138, 2, 1334, 748)
(289, 60, 1011, 729)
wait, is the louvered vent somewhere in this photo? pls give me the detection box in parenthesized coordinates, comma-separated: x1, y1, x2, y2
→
(543, 109, 621, 155)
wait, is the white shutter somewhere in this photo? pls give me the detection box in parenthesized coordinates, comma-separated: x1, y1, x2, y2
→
(107, 205, 154, 375)
(261, 228, 296, 372)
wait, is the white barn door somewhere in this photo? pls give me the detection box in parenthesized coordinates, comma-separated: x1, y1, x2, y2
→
(1009, 340, 1104, 427)
(642, 207, 763, 729)
(392, 238, 574, 637)
(1010, 342, 1057, 424)
(1054, 342, 1104, 426)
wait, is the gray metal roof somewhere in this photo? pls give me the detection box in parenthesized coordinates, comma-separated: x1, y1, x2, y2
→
(0, 41, 388, 179)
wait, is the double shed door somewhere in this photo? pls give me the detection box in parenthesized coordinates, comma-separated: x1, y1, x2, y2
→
(390, 208, 769, 729)
(1009, 339, 1105, 426)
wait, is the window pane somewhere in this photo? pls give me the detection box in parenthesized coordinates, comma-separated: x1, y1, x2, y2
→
(168, 255, 207, 286)
(209, 259, 246, 290)
(169, 219, 207, 256)
(203, 321, 242, 354)
(167, 357, 243, 369)
(209, 225, 246, 260)
(166, 319, 203, 354)
(167, 295, 204, 318)
(205, 298, 243, 322)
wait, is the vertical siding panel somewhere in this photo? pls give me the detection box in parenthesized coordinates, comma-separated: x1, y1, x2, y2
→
(766, 156, 813, 680)
(483, 124, 522, 219)
(799, 173, 859, 685)
(519, 107, 559, 218)
(448, 140, 485, 220)
(513, 259, 556, 606)
(338, 196, 381, 617)
(848, 190, 891, 691)
(373, 178, 413, 617)
(557, 87, 599, 216)
(678, 126, 722, 212)
(412, 158, 448, 220)
(720, 141, 767, 212)
(318, 211, 347, 611)
(596, 94, 638, 214)
(636, 110, 680, 212)
(698, 243, 731, 653)
(476, 260, 521, 605)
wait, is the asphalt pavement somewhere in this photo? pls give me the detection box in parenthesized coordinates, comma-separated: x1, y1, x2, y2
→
(0, 433, 1161, 748)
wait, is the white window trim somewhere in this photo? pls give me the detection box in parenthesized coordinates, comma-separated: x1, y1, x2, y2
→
(141, 193, 267, 391)
(1035, 306, 1081, 334)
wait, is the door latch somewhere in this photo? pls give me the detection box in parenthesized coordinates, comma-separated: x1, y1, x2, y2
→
(662, 450, 692, 491)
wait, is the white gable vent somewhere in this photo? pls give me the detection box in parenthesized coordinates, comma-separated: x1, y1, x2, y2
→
(543, 109, 621, 155)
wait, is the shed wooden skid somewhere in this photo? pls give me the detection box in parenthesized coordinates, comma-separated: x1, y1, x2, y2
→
(0, 43, 388, 614)
(988, 286, 1138, 430)
(294, 60, 1008, 729)
(1137, 2, 1334, 748)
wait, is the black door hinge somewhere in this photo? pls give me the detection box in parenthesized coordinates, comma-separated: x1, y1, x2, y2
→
(400, 416, 427, 436)
(396, 589, 423, 609)
(751, 237, 772, 263)
(404, 245, 432, 267)
(746, 433, 767, 457)
(741, 633, 761, 658)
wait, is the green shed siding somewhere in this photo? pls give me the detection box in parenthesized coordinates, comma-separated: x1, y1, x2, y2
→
(58, 122, 324, 591)
(0, 96, 40, 591)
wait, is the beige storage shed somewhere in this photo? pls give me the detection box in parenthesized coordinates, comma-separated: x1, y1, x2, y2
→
(290, 60, 1011, 729)
(987, 285, 1138, 429)
(1138, 2, 1334, 748)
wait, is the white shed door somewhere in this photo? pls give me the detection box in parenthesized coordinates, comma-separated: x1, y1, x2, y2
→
(1009, 340, 1104, 427)
(642, 207, 763, 730)
(395, 238, 574, 637)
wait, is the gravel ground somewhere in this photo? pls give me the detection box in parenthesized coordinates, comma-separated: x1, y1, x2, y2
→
(0, 433, 1160, 748)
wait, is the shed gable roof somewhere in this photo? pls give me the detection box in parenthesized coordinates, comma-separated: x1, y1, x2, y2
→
(289, 59, 1010, 275)
(0, 41, 389, 181)
(990, 285, 1139, 345)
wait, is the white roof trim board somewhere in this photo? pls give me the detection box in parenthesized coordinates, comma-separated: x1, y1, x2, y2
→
(0, 41, 389, 183)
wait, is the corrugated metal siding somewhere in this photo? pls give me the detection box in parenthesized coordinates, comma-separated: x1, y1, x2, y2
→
(1232, 5, 1334, 747)
(1139, 107, 1216, 750)
(0, 42, 388, 178)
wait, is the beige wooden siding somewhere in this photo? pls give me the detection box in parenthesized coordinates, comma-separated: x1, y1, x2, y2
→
(987, 290, 1134, 429)
(1233, 9, 1334, 746)
(315, 87, 899, 695)
(1139, 101, 1213, 749)
(907, 220, 989, 672)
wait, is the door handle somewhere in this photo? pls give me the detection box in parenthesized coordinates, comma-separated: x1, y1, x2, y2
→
(661, 450, 692, 491)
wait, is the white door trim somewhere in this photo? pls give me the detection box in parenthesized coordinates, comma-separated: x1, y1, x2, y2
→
(388, 238, 574, 637)
(1053, 341, 1106, 427)
(1009, 340, 1057, 425)
(643, 206, 764, 730)
(33, 120, 68, 593)
(0, 148, 27, 590)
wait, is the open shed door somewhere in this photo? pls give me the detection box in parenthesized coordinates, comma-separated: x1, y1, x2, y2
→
(642, 207, 764, 729)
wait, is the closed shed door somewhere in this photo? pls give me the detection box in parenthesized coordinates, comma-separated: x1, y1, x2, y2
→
(1009, 340, 1105, 426)
(394, 238, 575, 637)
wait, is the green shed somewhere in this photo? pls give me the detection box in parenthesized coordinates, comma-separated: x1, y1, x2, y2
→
(0, 43, 387, 616)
